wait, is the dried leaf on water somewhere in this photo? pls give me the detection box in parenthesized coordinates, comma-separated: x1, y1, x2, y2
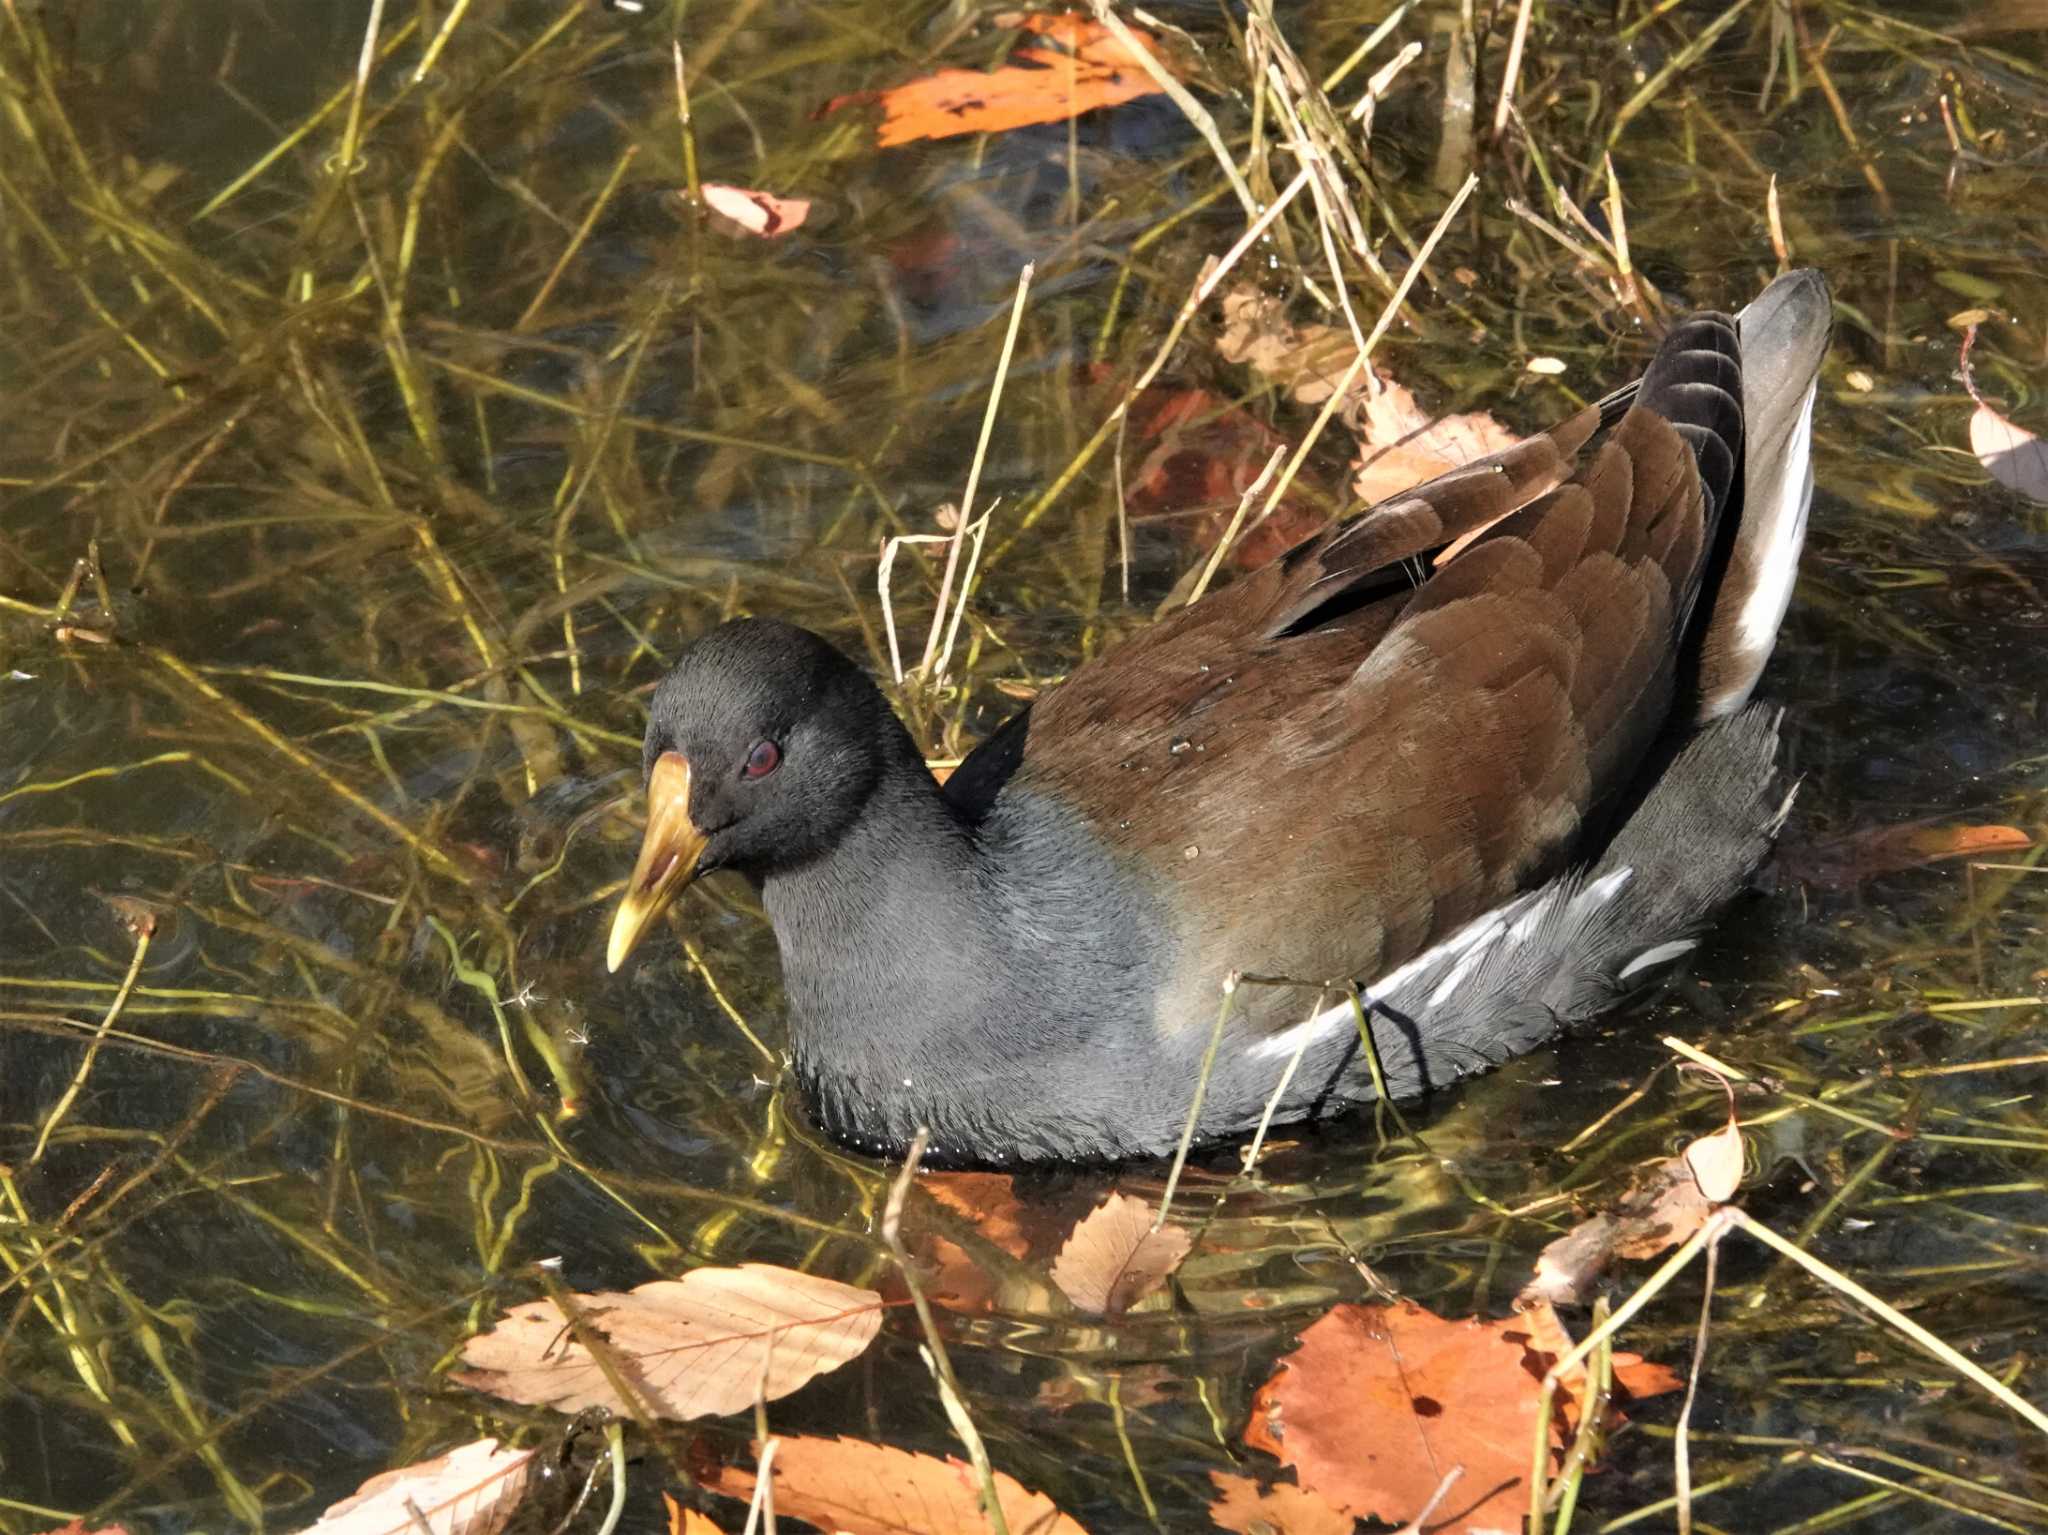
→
(454, 1263, 883, 1421)
(834, 13, 1172, 149)
(1354, 378, 1522, 509)
(1103, 376, 1329, 570)
(699, 184, 811, 238)
(1049, 1191, 1191, 1315)
(1206, 1470, 1356, 1535)
(1780, 819, 2033, 889)
(1684, 1117, 1746, 1204)
(1514, 1300, 1684, 1411)
(662, 1494, 725, 1535)
(1523, 1117, 1751, 1307)
(708, 1436, 1090, 1535)
(913, 1170, 1034, 1312)
(1971, 402, 2048, 503)
(1243, 1300, 1678, 1534)
(1216, 289, 1365, 406)
(1213, 287, 1522, 506)
(296, 1438, 533, 1535)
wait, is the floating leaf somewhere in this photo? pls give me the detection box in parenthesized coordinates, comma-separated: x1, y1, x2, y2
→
(1206, 1470, 1356, 1535)
(698, 183, 811, 238)
(708, 1436, 1090, 1535)
(1216, 289, 1365, 407)
(662, 1494, 724, 1535)
(1683, 1118, 1746, 1204)
(1960, 322, 2048, 503)
(1523, 1146, 1727, 1307)
(1213, 287, 1522, 509)
(1966, 397, 2048, 499)
(1353, 376, 1522, 511)
(297, 1438, 533, 1535)
(1102, 375, 1330, 571)
(1514, 1300, 1685, 1408)
(454, 1263, 883, 1421)
(1049, 1191, 1191, 1315)
(919, 1170, 1033, 1312)
(1779, 820, 2032, 889)
(837, 13, 1171, 149)
(1244, 1300, 1678, 1534)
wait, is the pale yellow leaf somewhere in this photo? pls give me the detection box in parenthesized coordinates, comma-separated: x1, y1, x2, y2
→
(1971, 402, 2048, 504)
(1683, 1119, 1745, 1204)
(299, 1438, 533, 1535)
(454, 1263, 883, 1421)
(711, 1436, 1089, 1535)
(1049, 1192, 1190, 1316)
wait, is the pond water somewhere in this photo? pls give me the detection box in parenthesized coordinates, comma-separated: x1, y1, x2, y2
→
(3, 2, 2047, 1532)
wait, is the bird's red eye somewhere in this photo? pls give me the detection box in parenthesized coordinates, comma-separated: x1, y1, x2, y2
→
(742, 739, 781, 779)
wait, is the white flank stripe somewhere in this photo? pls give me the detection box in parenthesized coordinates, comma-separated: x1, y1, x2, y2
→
(1617, 938, 1697, 981)
(1244, 870, 1635, 1062)
(1736, 376, 1816, 656)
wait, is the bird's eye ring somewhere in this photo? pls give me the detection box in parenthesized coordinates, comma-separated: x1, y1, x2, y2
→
(742, 739, 781, 779)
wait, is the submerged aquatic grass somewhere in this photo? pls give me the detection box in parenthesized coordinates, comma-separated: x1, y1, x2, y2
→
(3, 1, 2047, 1531)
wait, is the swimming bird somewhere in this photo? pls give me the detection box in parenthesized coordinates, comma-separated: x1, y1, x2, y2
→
(607, 269, 1832, 1164)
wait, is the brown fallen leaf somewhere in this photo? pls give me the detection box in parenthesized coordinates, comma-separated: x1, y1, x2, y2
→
(1049, 1191, 1191, 1316)
(709, 1436, 1090, 1535)
(1244, 1300, 1678, 1534)
(1217, 288, 1364, 406)
(454, 1263, 883, 1421)
(1523, 1118, 1752, 1307)
(1086, 371, 1331, 571)
(1214, 287, 1523, 510)
(833, 13, 1171, 149)
(298, 1438, 534, 1535)
(1353, 378, 1523, 510)
(1207, 1470, 1356, 1534)
(1777, 820, 2033, 889)
(698, 183, 811, 238)
(662, 1494, 724, 1535)
(917, 1170, 1033, 1312)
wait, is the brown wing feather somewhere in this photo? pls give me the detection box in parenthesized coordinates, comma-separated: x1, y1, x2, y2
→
(1014, 386, 1717, 1038)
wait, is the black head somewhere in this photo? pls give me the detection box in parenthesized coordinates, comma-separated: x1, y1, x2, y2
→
(607, 617, 900, 970)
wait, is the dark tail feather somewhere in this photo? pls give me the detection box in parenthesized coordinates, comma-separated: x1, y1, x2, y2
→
(1636, 311, 1746, 527)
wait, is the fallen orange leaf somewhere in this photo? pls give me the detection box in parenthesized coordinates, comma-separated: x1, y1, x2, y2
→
(837, 13, 1172, 148)
(1207, 1470, 1355, 1535)
(1094, 374, 1331, 571)
(661, 1494, 724, 1535)
(709, 1436, 1089, 1535)
(1778, 820, 2032, 889)
(915, 1170, 1034, 1312)
(1244, 1299, 1679, 1535)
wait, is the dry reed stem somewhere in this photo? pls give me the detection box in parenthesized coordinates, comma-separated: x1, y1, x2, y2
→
(880, 1129, 1011, 1535)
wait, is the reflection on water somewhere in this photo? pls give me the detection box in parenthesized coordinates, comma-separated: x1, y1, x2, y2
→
(3, 2, 2046, 1531)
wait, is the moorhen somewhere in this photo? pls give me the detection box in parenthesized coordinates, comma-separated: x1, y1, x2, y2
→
(608, 270, 1832, 1164)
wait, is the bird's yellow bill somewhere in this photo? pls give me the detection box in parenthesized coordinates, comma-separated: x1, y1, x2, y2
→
(607, 751, 707, 973)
